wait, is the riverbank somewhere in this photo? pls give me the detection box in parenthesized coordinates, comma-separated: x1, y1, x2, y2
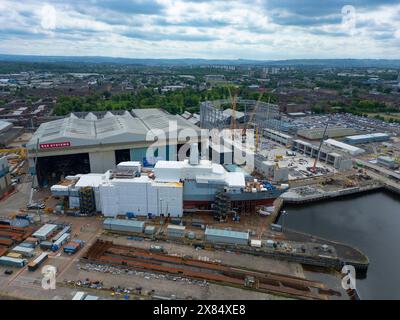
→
(278, 191, 400, 299)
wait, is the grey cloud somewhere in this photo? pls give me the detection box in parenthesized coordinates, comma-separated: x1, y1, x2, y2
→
(122, 30, 220, 42)
(263, 0, 398, 26)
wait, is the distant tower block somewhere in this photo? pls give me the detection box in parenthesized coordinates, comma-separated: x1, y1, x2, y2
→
(190, 143, 199, 165)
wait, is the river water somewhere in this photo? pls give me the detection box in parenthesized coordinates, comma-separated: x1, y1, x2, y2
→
(278, 191, 400, 300)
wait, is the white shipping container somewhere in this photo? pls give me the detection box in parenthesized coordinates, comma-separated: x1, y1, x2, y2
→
(250, 240, 262, 248)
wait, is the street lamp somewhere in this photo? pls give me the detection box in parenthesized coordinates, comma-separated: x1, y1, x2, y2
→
(281, 210, 288, 231)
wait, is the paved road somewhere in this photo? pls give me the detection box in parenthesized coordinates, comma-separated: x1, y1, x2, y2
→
(0, 180, 31, 217)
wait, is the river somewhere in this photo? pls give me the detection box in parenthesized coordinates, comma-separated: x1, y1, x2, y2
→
(278, 191, 400, 300)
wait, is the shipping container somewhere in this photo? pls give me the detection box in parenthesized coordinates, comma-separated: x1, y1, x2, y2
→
(7, 252, 22, 259)
(144, 225, 156, 235)
(52, 226, 71, 243)
(25, 237, 39, 245)
(205, 228, 249, 245)
(250, 239, 262, 248)
(19, 242, 36, 249)
(0, 256, 27, 268)
(52, 233, 70, 251)
(40, 241, 54, 250)
(11, 245, 35, 257)
(28, 252, 48, 271)
(103, 218, 145, 234)
(63, 240, 83, 254)
(166, 224, 185, 238)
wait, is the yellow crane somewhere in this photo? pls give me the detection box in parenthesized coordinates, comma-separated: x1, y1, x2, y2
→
(0, 148, 27, 159)
(242, 88, 267, 150)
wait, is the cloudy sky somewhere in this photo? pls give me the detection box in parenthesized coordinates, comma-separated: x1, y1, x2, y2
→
(0, 0, 400, 59)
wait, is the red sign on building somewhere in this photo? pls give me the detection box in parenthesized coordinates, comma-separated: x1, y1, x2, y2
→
(39, 142, 71, 149)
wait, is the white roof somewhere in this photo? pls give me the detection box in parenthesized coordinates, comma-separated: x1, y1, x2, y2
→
(27, 109, 202, 150)
(0, 120, 12, 132)
(117, 161, 141, 167)
(323, 139, 365, 155)
(12, 246, 35, 253)
(346, 133, 389, 140)
(225, 172, 245, 187)
(75, 174, 105, 188)
(33, 224, 58, 237)
(154, 159, 246, 188)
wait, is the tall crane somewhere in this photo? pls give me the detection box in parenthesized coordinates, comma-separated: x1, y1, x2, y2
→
(227, 87, 237, 131)
(310, 123, 329, 174)
(242, 89, 268, 150)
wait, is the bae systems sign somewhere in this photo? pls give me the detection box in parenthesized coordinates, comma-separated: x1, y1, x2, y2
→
(39, 142, 71, 149)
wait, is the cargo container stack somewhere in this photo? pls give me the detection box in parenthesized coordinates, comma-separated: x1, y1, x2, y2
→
(63, 240, 84, 254)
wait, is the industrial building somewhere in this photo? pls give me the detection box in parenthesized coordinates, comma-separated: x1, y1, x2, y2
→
(297, 127, 357, 140)
(292, 139, 354, 171)
(377, 156, 399, 169)
(322, 139, 365, 156)
(200, 98, 280, 130)
(103, 218, 145, 233)
(0, 119, 23, 147)
(254, 156, 290, 182)
(344, 133, 390, 145)
(32, 224, 58, 240)
(26, 109, 206, 186)
(263, 128, 293, 147)
(205, 228, 249, 245)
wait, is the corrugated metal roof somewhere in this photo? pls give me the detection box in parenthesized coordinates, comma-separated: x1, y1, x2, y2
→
(205, 228, 249, 240)
(167, 224, 185, 230)
(33, 224, 58, 238)
(27, 109, 201, 150)
(103, 218, 145, 228)
(345, 133, 389, 140)
(0, 120, 12, 132)
(323, 139, 365, 154)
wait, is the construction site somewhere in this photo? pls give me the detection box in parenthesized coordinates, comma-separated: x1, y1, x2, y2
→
(0, 98, 399, 300)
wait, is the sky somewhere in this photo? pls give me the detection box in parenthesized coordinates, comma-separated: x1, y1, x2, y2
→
(0, 0, 400, 60)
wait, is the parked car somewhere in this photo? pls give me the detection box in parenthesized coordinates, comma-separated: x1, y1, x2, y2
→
(27, 202, 45, 210)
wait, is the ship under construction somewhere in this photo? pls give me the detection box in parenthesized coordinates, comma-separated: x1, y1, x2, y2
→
(51, 144, 288, 218)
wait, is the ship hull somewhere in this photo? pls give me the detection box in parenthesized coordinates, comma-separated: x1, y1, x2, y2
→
(183, 197, 278, 209)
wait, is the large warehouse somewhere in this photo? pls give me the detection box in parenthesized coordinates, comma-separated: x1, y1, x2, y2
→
(26, 109, 206, 186)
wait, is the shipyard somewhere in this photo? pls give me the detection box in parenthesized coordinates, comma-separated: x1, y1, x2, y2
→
(3, 98, 400, 301)
(2, 1, 400, 306)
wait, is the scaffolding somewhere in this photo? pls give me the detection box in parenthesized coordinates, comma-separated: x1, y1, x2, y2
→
(200, 98, 281, 130)
(79, 187, 95, 215)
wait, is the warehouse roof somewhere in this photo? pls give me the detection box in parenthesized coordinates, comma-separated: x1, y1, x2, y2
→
(103, 218, 145, 228)
(0, 120, 12, 133)
(33, 224, 58, 238)
(323, 139, 365, 155)
(345, 133, 389, 141)
(205, 228, 249, 240)
(27, 109, 202, 150)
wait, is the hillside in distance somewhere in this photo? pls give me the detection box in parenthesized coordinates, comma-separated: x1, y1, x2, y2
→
(1, 54, 400, 68)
